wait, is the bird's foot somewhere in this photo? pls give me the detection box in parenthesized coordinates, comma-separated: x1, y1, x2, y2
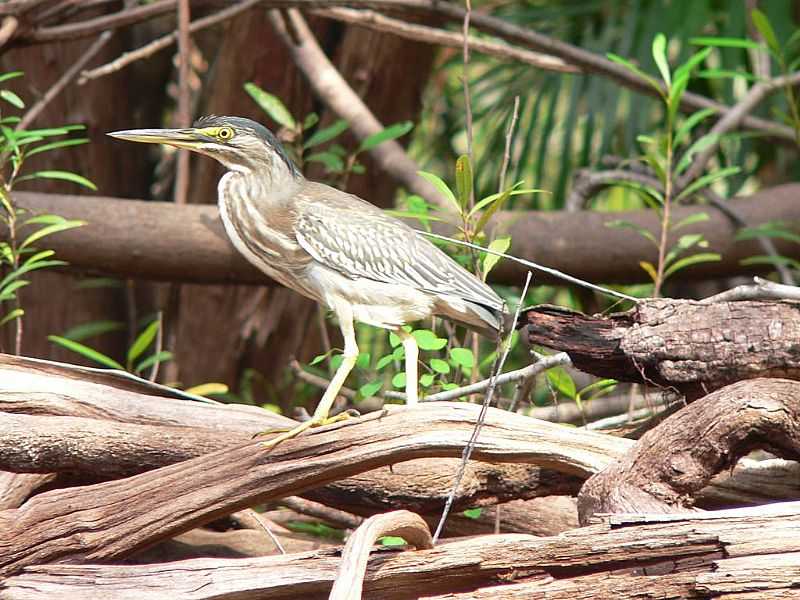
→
(257, 409, 360, 450)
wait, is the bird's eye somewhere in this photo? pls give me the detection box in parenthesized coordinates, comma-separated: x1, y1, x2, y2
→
(217, 127, 234, 141)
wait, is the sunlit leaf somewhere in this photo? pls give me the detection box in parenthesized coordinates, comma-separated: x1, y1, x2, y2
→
(675, 166, 740, 201)
(48, 335, 125, 370)
(375, 354, 395, 370)
(127, 318, 161, 368)
(674, 108, 717, 147)
(379, 536, 407, 546)
(449, 347, 474, 370)
(455, 154, 473, 211)
(412, 329, 447, 351)
(25, 138, 89, 158)
(675, 132, 721, 174)
(0, 307, 23, 327)
(20, 219, 84, 249)
(0, 90, 24, 109)
(652, 33, 671, 88)
(417, 170, 459, 212)
(303, 120, 348, 149)
(663, 252, 721, 279)
(359, 380, 383, 398)
(547, 366, 576, 399)
(639, 261, 659, 283)
(391, 372, 406, 388)
(674, 212, 710, 230)
(16, 170, 96, 190)
(358, 121, 413, 153)
(420, 373, 435, 387)
(462, 508, 482, 519)
(244, 83, 296, 130)
(184, 381, 228, 396)
(429, 358, 450, 374)
(689, 36, 762, 50)
(482, 235, 511, 280)
(750, 9, 780, 57)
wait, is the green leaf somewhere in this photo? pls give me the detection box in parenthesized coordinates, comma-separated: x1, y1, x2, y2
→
(309, 350, 335, 366)
(689, 36, 763, 50)
(750, 9, 780, 57)
(449, 347, 474, 370)
(412, 329, 447, 351)
(355, 352, 370, 370)
(244, 83, 296, 130)
(375, 354, 395, 370)
(358, 121, 413, 153)
(740, 255, 800, 270)
(462, 508, 482, 519)
(20, 219, 84, 249)
(455, 154, 473, 211)
(303, 113, 319, 130)
(639, 261, 659, 283)
(0, 307, 23, 327)
(605, 219, 658, 247)
(127, 318, 161, 368)
(391, 372, 406, 388)
(379, 536, 407, 547)
(0, 258, 65, 291)
(135, 350, 174, 374)
(16, 170, 96, 190)
(0, 90, 24, 109)
(331, 354, 344, 371)
(674, 212, 710, 230)
(48, 335, 125, 370)
(663, 252, 721, 279)
(0, 279, 28, 301)
(25, 138, 88, 158)
(482, 236, 511, 279)
(420, 373, 435, 387)
(697, 69, 758, 82)
(417, 170, 459, 212)
(675, 132, 720, 174)
(184, 381, 228, 396)
(0, 72, 23, 84)
(736, 223, 800, 245)
(62, 320, 124, 342)
(305, 152, 344, 172)
(358, 380, 383, 398)
(674, 108, 717, 148)
(303, 120, 348, 149)
(546, 366, 576, 399)
(607, 52, 663, 96)
(429, 358, 450, 374)
(652, 33, 671, 87)
(675, 166, 740, 201)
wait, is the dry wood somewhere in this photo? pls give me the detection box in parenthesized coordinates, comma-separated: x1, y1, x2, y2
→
(331, 510, 432, 600)
(9, 184, 800, 287)
(3, 503, 799, 599)
(0, 403, 624, 577)
(0, 471, 54, 510)
(578, 379, 800, 522)
(523, 299, 800, 398)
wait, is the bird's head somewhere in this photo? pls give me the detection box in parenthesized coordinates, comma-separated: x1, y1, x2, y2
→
(108, 115, 299, 178)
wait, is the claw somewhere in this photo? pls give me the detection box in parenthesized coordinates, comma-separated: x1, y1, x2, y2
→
(258, 409, 360, 450)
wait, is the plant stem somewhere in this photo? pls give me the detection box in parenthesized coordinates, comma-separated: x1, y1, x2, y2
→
(653, 123, 674, 297)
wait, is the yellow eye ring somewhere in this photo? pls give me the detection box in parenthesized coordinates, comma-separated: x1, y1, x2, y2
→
(217, 127, 234, 141)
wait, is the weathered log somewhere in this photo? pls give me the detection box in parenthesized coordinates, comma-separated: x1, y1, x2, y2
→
(0, 471, 54, 510)
(10, 184, 800, 287)
(3, 503, 799, 599)
(577, 378, 800, 523)
(0, 403, 625, 577)
(523, 299, 800, 398)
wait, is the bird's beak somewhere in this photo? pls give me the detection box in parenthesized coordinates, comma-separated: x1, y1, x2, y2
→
(107, 127, 206, 150)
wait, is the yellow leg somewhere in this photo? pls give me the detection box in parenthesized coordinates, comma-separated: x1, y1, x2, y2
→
(395, 328, 419, 407)
(261, 304, 358, 450)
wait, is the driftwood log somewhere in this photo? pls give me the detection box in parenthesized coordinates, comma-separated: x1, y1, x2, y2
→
(3, 503, 799, 599)
(523, 298, 800, 399)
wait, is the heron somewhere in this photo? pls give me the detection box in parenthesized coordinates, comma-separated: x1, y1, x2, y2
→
(109, 115, 506, 448)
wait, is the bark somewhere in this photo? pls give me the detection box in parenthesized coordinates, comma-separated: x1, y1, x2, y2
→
(577, 379, 800, 523)
(0, 402, 625, 577)
(10, 184, 800, 289)
(523, 298, 800, 398)
(2, 503, 799, 599)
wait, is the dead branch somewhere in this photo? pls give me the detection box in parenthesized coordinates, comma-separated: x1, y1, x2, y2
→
(0, 471, 54, 510)
(0, 402, 625, 577)
(3, 503, 799, 599)
(331, 510, 432, 600)
(522, 298, 800, 398)
(9, 184, 800, 287)
(268, 8, 448, 209)
(314, 7, 575, 73)
(578, 379, 800, 523)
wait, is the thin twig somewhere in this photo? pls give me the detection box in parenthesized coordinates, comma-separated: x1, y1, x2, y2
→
(700, 276, 800, 304)
(432, 271, 532, 544)
(79, 1, 260, 83)
(420, 231, 638, 302)
(289, 359, 358, 401)
(385, 352, 571, 403)
(498, 95, 520, 192)
(462, 0, 474, 185)
(281, 496, 363, 530)
(244, 508, 286, 555)
(148, 311, 164, 383)
(0, 16, 18, 48)
(676, 71, 800, 193)
(174, 0, 191, 205)
(312, 7, 576, 73)
(17, 30, 112, 132)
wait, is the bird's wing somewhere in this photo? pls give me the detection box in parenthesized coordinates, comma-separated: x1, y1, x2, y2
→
(293, 183, 504, 311)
